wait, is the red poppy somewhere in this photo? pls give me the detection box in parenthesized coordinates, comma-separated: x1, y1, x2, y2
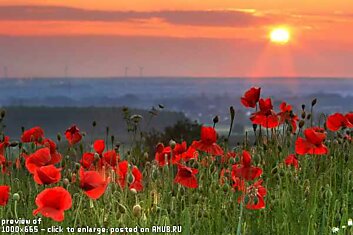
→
(295, 127, 328, 155)
(129, 166, 143, 192)
(33, 187, 72, 222)
(284, 154, 298, 169)
(0, 185, 10, 206)
(64, 125, 82, 146)
(0, 136, 10, 155)
(25, 148, 53, 174)
(102, 150, 119, 168)
(241, 87, 261, 108)
(232, 177, 245, 192)
(33, 165, 62, 185)
(278, 102, 299, 133)
(21, 127, 44, 143)
(80, 152, 95, 170)
(219, 168, 231, 185)
(232, 150, 262, 181)
(174, 164, 198, 188)
(93, 140, 105, 155)
(79, 168, 110, 200)
(41, 138, 62, 165)
(250, 98, 279, 128)
(115, 160, 128, 188)
(326, 113, 353, 131)
(191, 126, 224, 156)
(155, 143, 178, 166)
(346, 113, 353, 125)
(240, 180, 267, 210)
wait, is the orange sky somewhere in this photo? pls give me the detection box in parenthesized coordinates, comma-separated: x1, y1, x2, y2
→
(0, 1, 352, 77)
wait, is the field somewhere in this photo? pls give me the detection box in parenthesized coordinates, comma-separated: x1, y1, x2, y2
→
(0, 87, 352, 235)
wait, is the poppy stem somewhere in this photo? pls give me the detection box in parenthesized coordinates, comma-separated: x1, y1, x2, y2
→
(236, 201, 244, 235)
(74, 194, 83, 227)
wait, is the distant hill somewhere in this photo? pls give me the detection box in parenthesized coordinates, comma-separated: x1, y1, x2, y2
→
(0, 106, 187, 144)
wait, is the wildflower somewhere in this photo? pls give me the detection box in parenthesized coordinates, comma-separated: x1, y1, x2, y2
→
(284, 154, 298, 169)
(25, 148, 61, 174)
(154, 142, 187, 166)
(191, 126, 223, 156)
(102, 150, 119, 168)
(93, 140, 105, 155)
(129, 166, 143, 192)
(295, 127, 328, 155)
(232, 150, 262, 181)
(33, 187, 72, 222)
(80, 153, 95, 170)
(348, 218, 353, 226)
(0, 185, 10, 206)
(331, 227, 339, 233)
(174, 164, 198, 188)
(33, 165, 62, 185)
(241, 87, 261, 108)
(79, 168, 110, 200)
(21, 126, 44, 143)
(250, 98, 279, 128)
(115, 160, 128, 188)
(326, 113, 353, 131)
(238, 179, 267, 210)
(64, 125, 82, 146)
(278, 102, 299, 133)
(0, 136, 10, 155)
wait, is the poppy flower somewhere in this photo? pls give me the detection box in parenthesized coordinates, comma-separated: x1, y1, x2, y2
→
(242, 180, 267, 210)
(129, 166, 143, 192)
(326, 113, 353, 131)
(115, 160, 128, 188)
(278, 102, 299, 133)
(93, 140, 105, 155)
(232, 150, 262, 181)
(64, 125, 82, 146)
(241, 87, 261, 108)
(346, 113, 353, 125)
(41, 138, 62, 165)
(191, 126, 224, 156)
(102, 150, 119, 168)
(33, 165, 62, 185)
(154, 143, 181, 166)
(295, 127, 328, 155)
(221, 151, 236, 164)
(0, 185, 10, 206)
(0, 136, 10, 155)
(21, 127, 44, 143)
(219, 168, 231, 185)
(250, 98, 279, 128)
(79, 168, 110, 200)
(80, 152, 95, 170)
(174, 164, 198, 188)
(33, 187, 72, 222)
(284, 154, 298, 169)
(25, 148, 53, 174)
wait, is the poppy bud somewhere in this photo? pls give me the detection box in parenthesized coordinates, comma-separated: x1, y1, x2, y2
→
(301, 111, 306, 119)
(75, 163, 81, 170)
(169, 140, 176, 149)
(306, 114, 311, 120)
(65, 155, 70, 160)
(213, 116, 219, 125)
(271, 167, 278, 175)
(252, 124, 258, 132)
(122, 107, 129, 113)
(118, 203, 126, 214)
(57, 133, 61, 142)
(92, 121, 97, 127)
(301, 104, 305, 111)
(230, 106, 235, 120)
(130, 188, 137, 194)
(0, 110, 5, 118)
(21, 126, 25, 133)
(143, 152, 149, 160)
(13, 193, 20, 201)
(9, 142, 19, 147)
(63, 178, 70, 186)
(277, 145, 282, 152)
(111, 135, 115, 143)
(299, 120, 305, 128)
(311, 98, 317, 106)
(132, 204, 142, 218)
(94, 153, 100, 161)
(106, 126, 109, 135)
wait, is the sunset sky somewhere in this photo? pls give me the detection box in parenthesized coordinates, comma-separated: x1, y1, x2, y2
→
(0, 0, 352, 77)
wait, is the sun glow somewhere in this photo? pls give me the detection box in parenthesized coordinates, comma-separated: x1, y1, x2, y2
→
(270, 27, 290, 44)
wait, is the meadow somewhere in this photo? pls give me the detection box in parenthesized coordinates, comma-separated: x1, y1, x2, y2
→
(0, 87, 352, 235)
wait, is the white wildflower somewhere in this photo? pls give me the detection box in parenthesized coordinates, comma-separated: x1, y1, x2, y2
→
(331, 227, 339, 233)
(348, 218, 353, 226)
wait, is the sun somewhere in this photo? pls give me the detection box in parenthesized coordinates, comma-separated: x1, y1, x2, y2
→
(269, 27, 290, 44)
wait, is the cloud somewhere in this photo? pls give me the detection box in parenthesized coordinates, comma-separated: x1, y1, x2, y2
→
(0, 5, 274, 27)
